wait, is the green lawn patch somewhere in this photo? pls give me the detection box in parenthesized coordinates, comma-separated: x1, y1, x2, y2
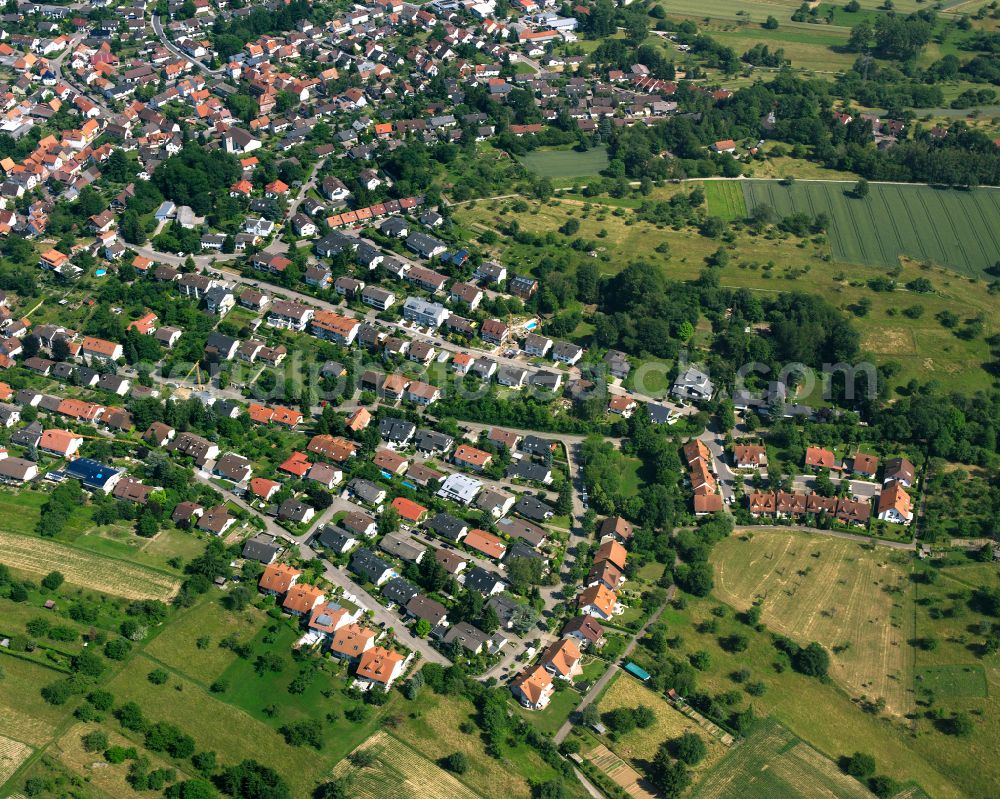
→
(0, 489, 46, 535)
(511, 684, 580, 736)
(519, 147, 609, 179)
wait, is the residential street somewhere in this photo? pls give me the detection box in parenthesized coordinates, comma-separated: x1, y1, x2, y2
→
(152, 14, 222, 75)
(552, 587, 674, 744)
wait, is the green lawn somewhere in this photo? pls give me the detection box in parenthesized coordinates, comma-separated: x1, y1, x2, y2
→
(0, 490, 46, 535)
(143, 595, 266, 685)
(619, 457, 645, 497)
(519, 147, 609, 179)
(511, 685, 581, 736)
(742, 180, 1000, 277)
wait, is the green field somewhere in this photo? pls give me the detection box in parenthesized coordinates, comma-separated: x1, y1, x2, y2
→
(691, 719, 911, 799)
(519, 147, 609, 179)
(914, 665, 988, 700)
(705, 180, 748, 221)
(742, 180, 1000, 277)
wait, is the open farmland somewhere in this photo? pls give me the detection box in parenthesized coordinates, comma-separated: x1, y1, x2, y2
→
(742, 180, 1000, 276)
(332, 731, 482, 799)
(691, 719, 889, 799)
(0, 531, 180, 601)
(704, 180, 748, 221)
(519, 146, 609, 179)
(0, 735, 32, 789)
(712, 530, 915, 715)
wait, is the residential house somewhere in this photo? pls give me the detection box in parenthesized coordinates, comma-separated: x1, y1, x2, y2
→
(356, 646, 407, 691)
(329, 623, 376, 661)
(672, 365, 714, 402)
(511, 665, 553, 710)
(259, 563, 302, 596)
(878, 481, 913, 525)
(349, 548, 396, 586)
(541, 638, 582, 680)
(282, 583, 326, 616)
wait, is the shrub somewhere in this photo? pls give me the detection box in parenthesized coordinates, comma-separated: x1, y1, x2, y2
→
(82, 730, 109, 752)
(148, 668, 169, 685)
(441, 751, 469, 774)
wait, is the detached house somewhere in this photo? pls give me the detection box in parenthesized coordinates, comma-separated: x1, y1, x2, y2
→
(259, 563, 302, 596)
(877, 481, 913, 525)
(541, 638, 582, 680)
(512, 665, 553, 710)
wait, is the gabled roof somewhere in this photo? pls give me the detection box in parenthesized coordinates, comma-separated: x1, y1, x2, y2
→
(259, 563, 301, 594)
(541, 637, 581, 677)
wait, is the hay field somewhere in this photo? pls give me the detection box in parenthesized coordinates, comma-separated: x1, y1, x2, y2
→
(692, 719, 878, 799)
(712, 530, 915, 715)
(332, 731, 482, 799)
(52, 723, 192, 799)
(0, 734, 32, 789)
(0, 530, 179, 601)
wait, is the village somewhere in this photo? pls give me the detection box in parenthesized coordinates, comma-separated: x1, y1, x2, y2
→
(0, 0, 997, 795)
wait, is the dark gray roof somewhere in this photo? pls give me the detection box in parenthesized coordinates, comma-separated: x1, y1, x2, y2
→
(314, 525, 357, 553)
(349, 548, 394, 583)
(515, 495, 554, 521)
(381, 576, 419, 606)
(414, 429, 453, 452)
(426, 512, 467, 541)
(506, 461, 551, 483)
(378, 416, 416, 443)
(462, 566, 504, 595)
(241, 534, 281, 563)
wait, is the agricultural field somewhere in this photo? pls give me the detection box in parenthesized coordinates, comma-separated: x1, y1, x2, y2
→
(0, 656, 68, 748)
(69, 527, 206, 573)
(519, 147, 609, 179)
(704, 181, 748, 221)
(0, 735, 32, 789)
(596, 672, 725, 775)
(0, 530, 180, 601)
(708, 25, 856, 73)
(331, 731, 482, 799)
(690, 719, 885, 799)
(633, 586, 968, 799)
(741, 180, 1000, 277)
(712, 530, 916, 716)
